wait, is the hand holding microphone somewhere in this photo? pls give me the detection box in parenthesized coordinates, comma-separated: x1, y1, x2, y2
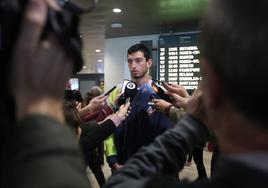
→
(117, 80, 137, 106)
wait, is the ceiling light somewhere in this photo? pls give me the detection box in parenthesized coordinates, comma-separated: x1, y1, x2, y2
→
(111, 23, 123, 28)
(113, 8, 122, 13)
(95, 49, 101, 53)
(83, 66, 87, 69)
(97, 59, 103, 62)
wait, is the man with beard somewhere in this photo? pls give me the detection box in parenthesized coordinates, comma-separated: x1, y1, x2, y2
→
(105, 44, 173, 172)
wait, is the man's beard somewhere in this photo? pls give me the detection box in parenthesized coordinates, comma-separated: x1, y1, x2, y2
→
(131, 69, 148, 79)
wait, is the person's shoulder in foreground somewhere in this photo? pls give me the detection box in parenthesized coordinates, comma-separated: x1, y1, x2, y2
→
(6, 114, 90, 188)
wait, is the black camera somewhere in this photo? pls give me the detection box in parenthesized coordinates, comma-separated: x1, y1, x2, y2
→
(0, 0, 96, 73)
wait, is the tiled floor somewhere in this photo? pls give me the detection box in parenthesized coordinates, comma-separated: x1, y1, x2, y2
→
(87, 149, 213, 188)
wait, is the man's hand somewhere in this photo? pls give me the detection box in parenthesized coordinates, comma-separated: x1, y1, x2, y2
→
(116, 101, 131, 121)
(185, 88, 207, 125)
(10, 0, 73, 122)
(162, 83, 190, 108)
(79, 95, 108, 116)
(89, 95, 108, 112)
(152, 99, 172, 113)
(162, 82, 189, 98)
(111, 163, 123, 173)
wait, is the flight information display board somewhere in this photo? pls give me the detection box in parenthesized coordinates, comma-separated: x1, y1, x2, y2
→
(158, 32, 201, 90)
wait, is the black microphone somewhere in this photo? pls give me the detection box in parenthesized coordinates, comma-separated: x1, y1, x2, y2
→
(117, 81, 137, 106)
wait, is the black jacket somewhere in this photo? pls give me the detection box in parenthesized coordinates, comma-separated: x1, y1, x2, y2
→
(104, 115, 268, 188)
(79, 119, 116, 152)
(79, 119, 116, 166)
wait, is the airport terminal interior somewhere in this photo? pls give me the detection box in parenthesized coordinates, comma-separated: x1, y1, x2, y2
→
(1, 0, 217, 187)
(75, 0, 210, 186)
(3, 1, 268, 188)
(73, 0, 207, 93)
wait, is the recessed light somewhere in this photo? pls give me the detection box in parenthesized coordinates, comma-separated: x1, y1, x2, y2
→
(111, 23, 123, 28)
(98, 59, 103, 62)
(83, 66, 87, 69)
(113, 8, 121, 13)
(95, 49, 101, 53)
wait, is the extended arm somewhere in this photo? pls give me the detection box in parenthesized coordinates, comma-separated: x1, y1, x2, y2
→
(104, 115, 209, 188)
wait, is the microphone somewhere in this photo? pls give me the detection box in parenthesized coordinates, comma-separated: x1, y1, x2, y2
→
(117, 81, 137, 106)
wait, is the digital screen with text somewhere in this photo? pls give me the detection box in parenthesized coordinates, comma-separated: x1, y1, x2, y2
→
(158, 32, 202, 90)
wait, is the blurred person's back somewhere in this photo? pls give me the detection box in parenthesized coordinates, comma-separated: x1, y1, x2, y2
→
(0, 0, 90, 187)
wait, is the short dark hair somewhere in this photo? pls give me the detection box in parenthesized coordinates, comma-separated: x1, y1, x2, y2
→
(127, 44, 151, 61)
(200, 0, 268, 124)
(64, 90, 83, 103)
(63, 101, 81, 132)
(83, 86, 102, 106)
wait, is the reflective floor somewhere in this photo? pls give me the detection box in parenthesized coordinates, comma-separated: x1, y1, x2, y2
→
(87, 149, 213, 188)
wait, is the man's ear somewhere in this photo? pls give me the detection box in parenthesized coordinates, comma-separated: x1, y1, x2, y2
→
(201, 58, 223, 109)
(147, 59, 152, 68)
